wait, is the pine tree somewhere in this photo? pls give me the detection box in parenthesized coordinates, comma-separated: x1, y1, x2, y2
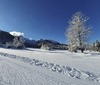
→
(95, 40, 100, 51)
(65, 11, 92, 53)
(92, 42, 95, 51)
(92, 40, 100, 52)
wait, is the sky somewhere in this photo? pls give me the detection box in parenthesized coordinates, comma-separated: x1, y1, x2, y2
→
(0, 0, 100, 44)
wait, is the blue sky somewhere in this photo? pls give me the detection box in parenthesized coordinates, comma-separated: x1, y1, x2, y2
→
(0, 0, 100, 44)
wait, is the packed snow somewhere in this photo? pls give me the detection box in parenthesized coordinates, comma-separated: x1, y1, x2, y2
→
(0, 48, 100, 85)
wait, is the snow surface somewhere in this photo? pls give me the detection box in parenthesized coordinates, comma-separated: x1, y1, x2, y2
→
(0, 48, 100, 85)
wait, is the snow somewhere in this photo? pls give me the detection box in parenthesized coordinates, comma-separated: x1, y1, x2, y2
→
(0, 48, 100, 85)
(37, 39, 43, 42)
(24, 38, 37, 44)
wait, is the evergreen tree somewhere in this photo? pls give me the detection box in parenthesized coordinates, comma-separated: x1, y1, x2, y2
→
(94, 40, 100, 51)
(92, 42, 95, 51)
(92, 40, 100, 52)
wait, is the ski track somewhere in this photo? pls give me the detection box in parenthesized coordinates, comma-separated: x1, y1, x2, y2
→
(0, 52, 100, 84)
(0, 57, 69, 85)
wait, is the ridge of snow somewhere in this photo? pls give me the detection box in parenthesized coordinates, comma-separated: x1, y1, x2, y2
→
(0, 52, 100, 83)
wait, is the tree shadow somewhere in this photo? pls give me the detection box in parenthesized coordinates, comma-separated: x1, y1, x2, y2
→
(24, 48, 35, 51)
(90, 53, 100, 55)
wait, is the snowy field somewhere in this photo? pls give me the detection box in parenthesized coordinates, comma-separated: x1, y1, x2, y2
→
(0, 48, 100, 85)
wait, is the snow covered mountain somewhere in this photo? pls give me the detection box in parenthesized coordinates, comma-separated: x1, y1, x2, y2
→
(0, 30, 68, 49)
(37, 39, 59, 44)
(36, 39, 68, 50)
(23, 37, 68, 49)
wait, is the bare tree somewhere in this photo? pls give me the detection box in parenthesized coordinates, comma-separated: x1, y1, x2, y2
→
(65, 11, 92, 53)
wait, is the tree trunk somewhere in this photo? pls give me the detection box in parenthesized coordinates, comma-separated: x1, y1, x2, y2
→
(79, 33, 84, 53)
(79, 42, 83, 53)
(81, 48, 84, 53)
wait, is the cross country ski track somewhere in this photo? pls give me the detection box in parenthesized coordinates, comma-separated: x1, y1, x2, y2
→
(0, 55, 68, 85)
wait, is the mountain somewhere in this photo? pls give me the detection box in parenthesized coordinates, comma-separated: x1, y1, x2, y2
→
(37, 39, 68, 50)
(24, 38, 68, 50)
(0, 30, 68, 50)
(24, 38, 38, 48)
(0, 30, 14, 44)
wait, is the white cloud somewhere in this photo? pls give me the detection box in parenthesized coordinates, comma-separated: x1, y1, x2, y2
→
(30, 37, 33, 40)
(10, 31, 24, 37)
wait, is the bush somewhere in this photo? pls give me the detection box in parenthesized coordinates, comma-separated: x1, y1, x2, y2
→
(16, 43, 25, 49)
(41, 45, 52, 50)
(12, 37, 25, 49)
(5, 42, 13, 48)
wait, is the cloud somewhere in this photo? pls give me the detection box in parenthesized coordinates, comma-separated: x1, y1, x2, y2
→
(29, 37, 33, 40)
(10, 31, 24, 37)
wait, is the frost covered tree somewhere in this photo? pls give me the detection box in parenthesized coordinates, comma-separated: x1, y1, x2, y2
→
(13, 37, 19, 45)
(83, 44, 92, 51)
(13, 37, 25, 49)
(17, 37, 25, 49)
(6, 42, 13, 48)
(19, 37, 24, 44)
(65, 11, 92, 53)
(41, 44, 51, 50)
